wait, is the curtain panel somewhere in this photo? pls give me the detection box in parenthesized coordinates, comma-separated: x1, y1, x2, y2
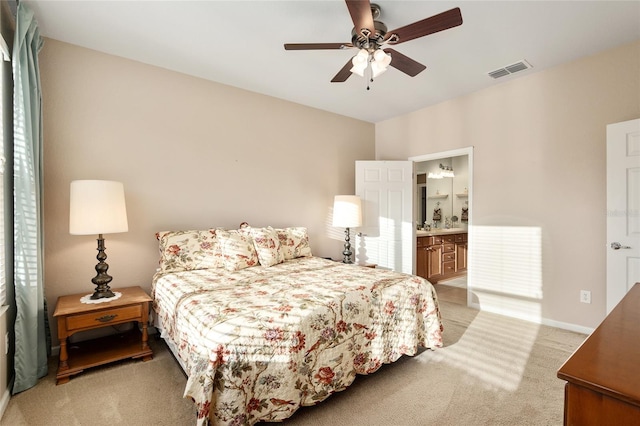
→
(12, 2, 47, 394)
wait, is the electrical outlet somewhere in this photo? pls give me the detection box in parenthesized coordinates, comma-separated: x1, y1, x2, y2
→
(580, 290, 591, 304)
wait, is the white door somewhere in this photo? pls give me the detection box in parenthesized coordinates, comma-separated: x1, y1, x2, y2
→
(355, 161, 413, 273)
(606, 118, 640, 313)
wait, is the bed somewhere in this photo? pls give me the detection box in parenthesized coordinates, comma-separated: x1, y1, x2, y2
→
(151, 226, 443, 425)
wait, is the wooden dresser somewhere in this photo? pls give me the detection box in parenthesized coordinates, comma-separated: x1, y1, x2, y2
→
(557, 283, 640, 425)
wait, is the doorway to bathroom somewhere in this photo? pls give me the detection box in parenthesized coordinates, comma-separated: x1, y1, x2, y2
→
(409, 147, 473, 306)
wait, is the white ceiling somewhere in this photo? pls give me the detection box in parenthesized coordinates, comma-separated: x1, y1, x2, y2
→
(24, 1, 640, 123)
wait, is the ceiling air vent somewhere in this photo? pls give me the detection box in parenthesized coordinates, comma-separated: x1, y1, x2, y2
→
(487, 60, 532, 79)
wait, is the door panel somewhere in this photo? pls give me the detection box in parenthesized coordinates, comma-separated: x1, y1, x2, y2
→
(355, 161, 413, 273)
(607, 118, 640, 313)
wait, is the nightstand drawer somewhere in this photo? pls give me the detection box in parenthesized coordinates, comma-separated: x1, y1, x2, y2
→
(66, 305, 142, 332)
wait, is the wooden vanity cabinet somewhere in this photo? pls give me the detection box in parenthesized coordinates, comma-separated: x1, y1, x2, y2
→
(455, 233, 468, 272)
(416, 237, 427, 278)
(417, 236, 442, 281)
(442, 235, 456, 277)
(427, 240, 443, 279)
(417, 232, 467, 283)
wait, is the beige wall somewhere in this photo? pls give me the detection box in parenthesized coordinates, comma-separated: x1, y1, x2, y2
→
(38, 35, 640, 335)
(376, 40, 640, 329)
(40, 39, 374, 343)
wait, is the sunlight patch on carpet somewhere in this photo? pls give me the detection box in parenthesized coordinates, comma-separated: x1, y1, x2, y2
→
(425, 309, 540, 391)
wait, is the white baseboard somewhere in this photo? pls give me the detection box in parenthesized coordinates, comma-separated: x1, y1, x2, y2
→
(540, 317, 594, 335)
(468, 301, 594, 335)
(0, 387, 10, 421)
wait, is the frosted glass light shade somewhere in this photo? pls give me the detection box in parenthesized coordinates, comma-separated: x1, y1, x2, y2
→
(332, 195, 362, 228)
(350, 49, 369, 77)
(69, 180, 129, 235)
(371, 61, 388, 78)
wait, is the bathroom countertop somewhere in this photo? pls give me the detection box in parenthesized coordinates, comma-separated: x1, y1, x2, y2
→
(416, 228, 467, 237)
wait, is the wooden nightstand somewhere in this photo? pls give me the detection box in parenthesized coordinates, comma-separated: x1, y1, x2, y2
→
(53, 286, 153, 384)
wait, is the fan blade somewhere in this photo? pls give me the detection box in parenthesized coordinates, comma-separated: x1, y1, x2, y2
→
(384, 48, 426, 77)
(346, 0, 375, 38)
(331, 60, 354, 83)
(386, 7, 463, 44)
(284, 43, 352, 50)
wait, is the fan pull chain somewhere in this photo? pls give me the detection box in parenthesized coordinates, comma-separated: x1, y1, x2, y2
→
(366, 56, 372, 90)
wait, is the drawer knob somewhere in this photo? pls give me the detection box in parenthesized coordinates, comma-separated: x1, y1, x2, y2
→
(96, 314, 118, 323)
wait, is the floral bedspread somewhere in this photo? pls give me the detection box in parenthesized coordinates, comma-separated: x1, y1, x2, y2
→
(151, 257, 443, 425)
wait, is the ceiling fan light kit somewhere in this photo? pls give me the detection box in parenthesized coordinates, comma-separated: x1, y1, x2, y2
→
(284, 1, 463, 88)
(349, 48, 392, 81)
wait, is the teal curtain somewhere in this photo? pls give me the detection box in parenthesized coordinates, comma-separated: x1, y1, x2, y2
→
(12, 2, 47, 394)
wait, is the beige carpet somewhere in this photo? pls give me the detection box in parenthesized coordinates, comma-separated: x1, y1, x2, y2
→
(1, 292, 586, 426)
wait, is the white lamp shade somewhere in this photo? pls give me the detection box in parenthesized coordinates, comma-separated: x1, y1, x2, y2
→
(332, 195, 362, 228)
(69, 180, 129, 235)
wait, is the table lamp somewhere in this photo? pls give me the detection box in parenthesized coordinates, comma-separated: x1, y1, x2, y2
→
(332, 195, 362, 263)
(69, 180, 128, 299)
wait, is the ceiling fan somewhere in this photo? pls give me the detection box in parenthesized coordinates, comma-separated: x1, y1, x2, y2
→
(284, 1, 463, 86)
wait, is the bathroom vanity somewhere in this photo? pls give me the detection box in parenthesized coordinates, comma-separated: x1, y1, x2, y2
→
(416, 229, 467, 283)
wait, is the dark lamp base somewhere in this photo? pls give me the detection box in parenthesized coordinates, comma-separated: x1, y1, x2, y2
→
(342, 227, 354, 264)
(90, 234, 117, 299)
(90, 288, 116, 300)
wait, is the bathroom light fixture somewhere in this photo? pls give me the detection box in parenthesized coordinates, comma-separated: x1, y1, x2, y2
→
(427, 164, 455, 179)
(440, 164, 455, 178)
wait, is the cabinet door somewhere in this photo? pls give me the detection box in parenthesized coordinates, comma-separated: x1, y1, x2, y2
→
(456, 243, 467, 271)
(427, 245, 443, 281)
(416, 239, 427, 279)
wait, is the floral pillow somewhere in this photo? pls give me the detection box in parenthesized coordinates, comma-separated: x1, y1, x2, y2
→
(275, 227, 312, 260)
(250, 226, 285, 267)
(217, 229, 260, 271)
(156, 229, 224, 272)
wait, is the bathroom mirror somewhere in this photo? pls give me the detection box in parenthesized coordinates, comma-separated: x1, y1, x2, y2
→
(415, 156, 469, 230)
